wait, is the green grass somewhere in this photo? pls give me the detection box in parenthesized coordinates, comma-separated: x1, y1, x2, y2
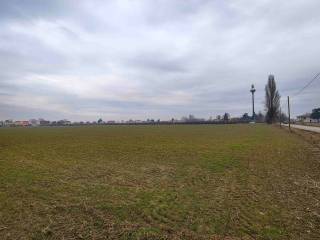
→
(0, 124, 319, 239)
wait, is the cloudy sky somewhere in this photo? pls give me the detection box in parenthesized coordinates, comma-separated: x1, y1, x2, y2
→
(0, 0, 319, 121)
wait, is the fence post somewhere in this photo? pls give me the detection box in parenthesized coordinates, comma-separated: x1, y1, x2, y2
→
(287, 96, 291, 131)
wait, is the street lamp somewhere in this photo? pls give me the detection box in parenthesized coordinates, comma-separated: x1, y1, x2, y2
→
(250, 84, 256, 121)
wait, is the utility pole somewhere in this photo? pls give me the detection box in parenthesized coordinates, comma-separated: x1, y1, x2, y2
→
(250, 84, 256, 121)
(279, 107, 282, 127)
(287, 96, 291, 131)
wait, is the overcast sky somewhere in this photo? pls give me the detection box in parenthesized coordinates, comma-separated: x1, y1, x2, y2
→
(0, 0, 319, 121)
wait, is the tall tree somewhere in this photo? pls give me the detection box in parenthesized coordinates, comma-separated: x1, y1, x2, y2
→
(310, 108, 320, 121)
(265, 75, 280, 123)
(223, 113, 230, 122)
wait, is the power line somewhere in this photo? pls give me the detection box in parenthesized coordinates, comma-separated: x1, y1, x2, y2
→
(279, 72, 320, 114)
(292, 72, 320, 97)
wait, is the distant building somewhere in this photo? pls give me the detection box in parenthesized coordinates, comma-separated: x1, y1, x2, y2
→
(297, 113, 317, 123)
(57, 119, 71, 125)
(181, 114, 205, 122)
(29, 119, 39, 126)
(4, 119, 13, 126)
(14, 121, 30, 127)
(39, 119, 50, 126)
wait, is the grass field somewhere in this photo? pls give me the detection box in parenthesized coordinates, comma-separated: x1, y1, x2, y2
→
(0, 124, 319, 239)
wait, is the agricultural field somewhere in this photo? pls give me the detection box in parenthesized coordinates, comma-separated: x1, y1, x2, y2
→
(0, 124, 319, 239)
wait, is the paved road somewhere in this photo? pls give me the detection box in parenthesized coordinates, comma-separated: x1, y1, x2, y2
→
(283, 124, 320, 133)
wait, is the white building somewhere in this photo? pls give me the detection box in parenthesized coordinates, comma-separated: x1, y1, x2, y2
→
(297, 113, 318, 123)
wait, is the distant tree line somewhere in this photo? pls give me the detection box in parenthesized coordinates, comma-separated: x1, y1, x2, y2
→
(311, 108, 320, 120)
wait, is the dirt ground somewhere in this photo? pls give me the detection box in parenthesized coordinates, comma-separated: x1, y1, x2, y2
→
(0, 124, 320, 239)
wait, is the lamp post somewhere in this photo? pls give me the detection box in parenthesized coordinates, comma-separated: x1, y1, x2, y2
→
(250, 84, 256, 121)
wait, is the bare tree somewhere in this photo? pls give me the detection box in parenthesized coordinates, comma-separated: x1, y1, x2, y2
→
(256, 111, 265, 122)
(265, 75, 280, 123)
(223, 113, 230, 122)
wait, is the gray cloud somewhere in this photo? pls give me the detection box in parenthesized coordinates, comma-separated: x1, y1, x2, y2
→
(0, 0, 319, 121)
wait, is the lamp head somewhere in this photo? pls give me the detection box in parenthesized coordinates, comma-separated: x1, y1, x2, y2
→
(250, 84, 256, 93)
